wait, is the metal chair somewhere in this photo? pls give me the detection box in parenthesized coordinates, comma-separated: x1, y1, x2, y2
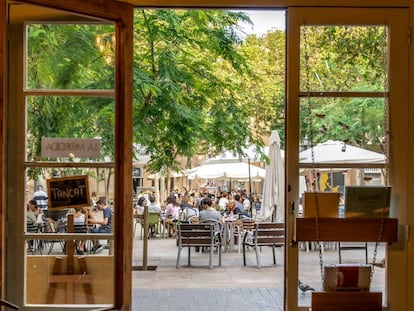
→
(46, 219, 67, 255)
(26, 222, 42, 254)
(140, 213, 161, 239)
(234, 217, 256, 253)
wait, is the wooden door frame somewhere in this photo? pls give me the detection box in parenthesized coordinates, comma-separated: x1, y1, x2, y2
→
(1, 1, 413, 311)
(2, 0, 133, 309)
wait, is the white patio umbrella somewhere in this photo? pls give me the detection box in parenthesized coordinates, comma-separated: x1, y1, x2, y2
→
(299, 140, 386, 164)
(203, 145, 266, 164)
(256, 130, 285, 222)
(187, 162, 265, 180)
(299, 140, 386, 192)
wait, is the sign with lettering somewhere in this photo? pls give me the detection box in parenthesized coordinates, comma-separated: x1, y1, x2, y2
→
(47, 175, 90, 210)
(41, 138, 101, 158)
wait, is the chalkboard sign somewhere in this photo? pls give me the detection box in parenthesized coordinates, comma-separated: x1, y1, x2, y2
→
(47, 175, 90, 210)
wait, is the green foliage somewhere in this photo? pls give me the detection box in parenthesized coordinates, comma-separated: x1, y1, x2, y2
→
(25, 12, 388, 180)
(300, 26, 387, 150)
(27, 24, 115, 89)
(133, 10, 263, 172)
(26, 24, 116, 161)
(239, 30, 286, 147)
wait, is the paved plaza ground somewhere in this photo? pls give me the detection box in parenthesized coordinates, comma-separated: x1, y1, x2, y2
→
(131, 233, 386, 310)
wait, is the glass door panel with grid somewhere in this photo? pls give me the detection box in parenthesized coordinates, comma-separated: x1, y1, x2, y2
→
(286, 7, 409, 311)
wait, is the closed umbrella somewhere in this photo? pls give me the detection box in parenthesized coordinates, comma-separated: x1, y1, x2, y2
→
(257, 130, 284, 222)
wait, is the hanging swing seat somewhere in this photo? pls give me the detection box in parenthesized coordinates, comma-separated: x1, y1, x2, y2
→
(296, 217, 398, 242)
(311, 291, 382, 311)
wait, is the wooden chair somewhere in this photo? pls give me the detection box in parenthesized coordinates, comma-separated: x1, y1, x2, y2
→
(176, 223, 222, 269)
(242, 222, 284, 268)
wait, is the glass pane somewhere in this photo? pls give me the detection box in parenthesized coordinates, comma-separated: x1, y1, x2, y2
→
(26, 96, 115, 161)
(299, 97, 387, 165)
(300, 26, 388, 92)
(25, 20, 116, 306)
(25, 167, 115, 306)
(26, 23, 115, 90)
(297, 170, 388, 307)
(297, 23, 389, 309)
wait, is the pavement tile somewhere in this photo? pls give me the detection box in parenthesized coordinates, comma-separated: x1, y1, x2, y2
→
(132, 232, 386, 310)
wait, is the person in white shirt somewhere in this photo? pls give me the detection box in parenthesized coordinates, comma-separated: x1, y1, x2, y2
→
(218, 192, 229, 212)
(242, 193, 251, 213)
(33, 185, 48, 211)
(135, 196, 147, 215)
(148, 195, 161, 214)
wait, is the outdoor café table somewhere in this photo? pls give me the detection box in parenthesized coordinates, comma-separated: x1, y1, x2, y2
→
(223, 216, 243, 252)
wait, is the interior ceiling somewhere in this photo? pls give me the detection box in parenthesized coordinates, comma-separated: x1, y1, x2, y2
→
(113, 0, 264, 8)
(9, 1, 277, 23)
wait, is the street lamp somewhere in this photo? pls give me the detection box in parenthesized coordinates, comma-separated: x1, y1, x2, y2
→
(247, 157, 253, 217)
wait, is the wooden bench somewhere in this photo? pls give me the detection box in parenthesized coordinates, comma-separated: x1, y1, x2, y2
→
(176, 223, 222, 269)
(312, 292, 382, 311)
(242, 222, 284, 268)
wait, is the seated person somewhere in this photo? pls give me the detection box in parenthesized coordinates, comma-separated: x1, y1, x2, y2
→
(164, 195, 181, 237)
(26, 199, 43, 224)
(88, 199, 112, 253)
(234, 194, 245, 212)
(218, 192, 229, 212)
(147, 195, 161, 237)
(199, 197, 222, 222)
(226, 199, 242, 216)
(73, 206, 90, 254)
(148, 195, 162, 214)
(181, 195, 199, 222)
(74, 207, 86, 224)
(227, 198, 250, 218)
(26, 200, 43, 251)
(199, 197, 224, 244)
(135, 196, 147, 215)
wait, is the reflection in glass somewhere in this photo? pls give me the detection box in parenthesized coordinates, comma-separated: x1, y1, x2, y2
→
(26, 96, 115, 162)
(297, 168, 387, 307)
(300, 26, 388, 92)
(297, 25, 389, 305)
(26, 24, 115, 90)
(299, 97, 387, 163)
(25, 167, 115, 306)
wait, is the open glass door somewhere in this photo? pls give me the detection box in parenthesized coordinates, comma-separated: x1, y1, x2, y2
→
(286, 7, 409, 311)
(6, 1, 133, 309)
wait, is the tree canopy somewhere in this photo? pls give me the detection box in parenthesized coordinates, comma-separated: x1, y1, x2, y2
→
(25, 10, 387, 181)
(132, 10, 267, 172)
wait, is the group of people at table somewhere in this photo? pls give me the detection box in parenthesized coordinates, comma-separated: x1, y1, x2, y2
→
(26, 189, 113, 255)
(134, 191, 254, 250)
